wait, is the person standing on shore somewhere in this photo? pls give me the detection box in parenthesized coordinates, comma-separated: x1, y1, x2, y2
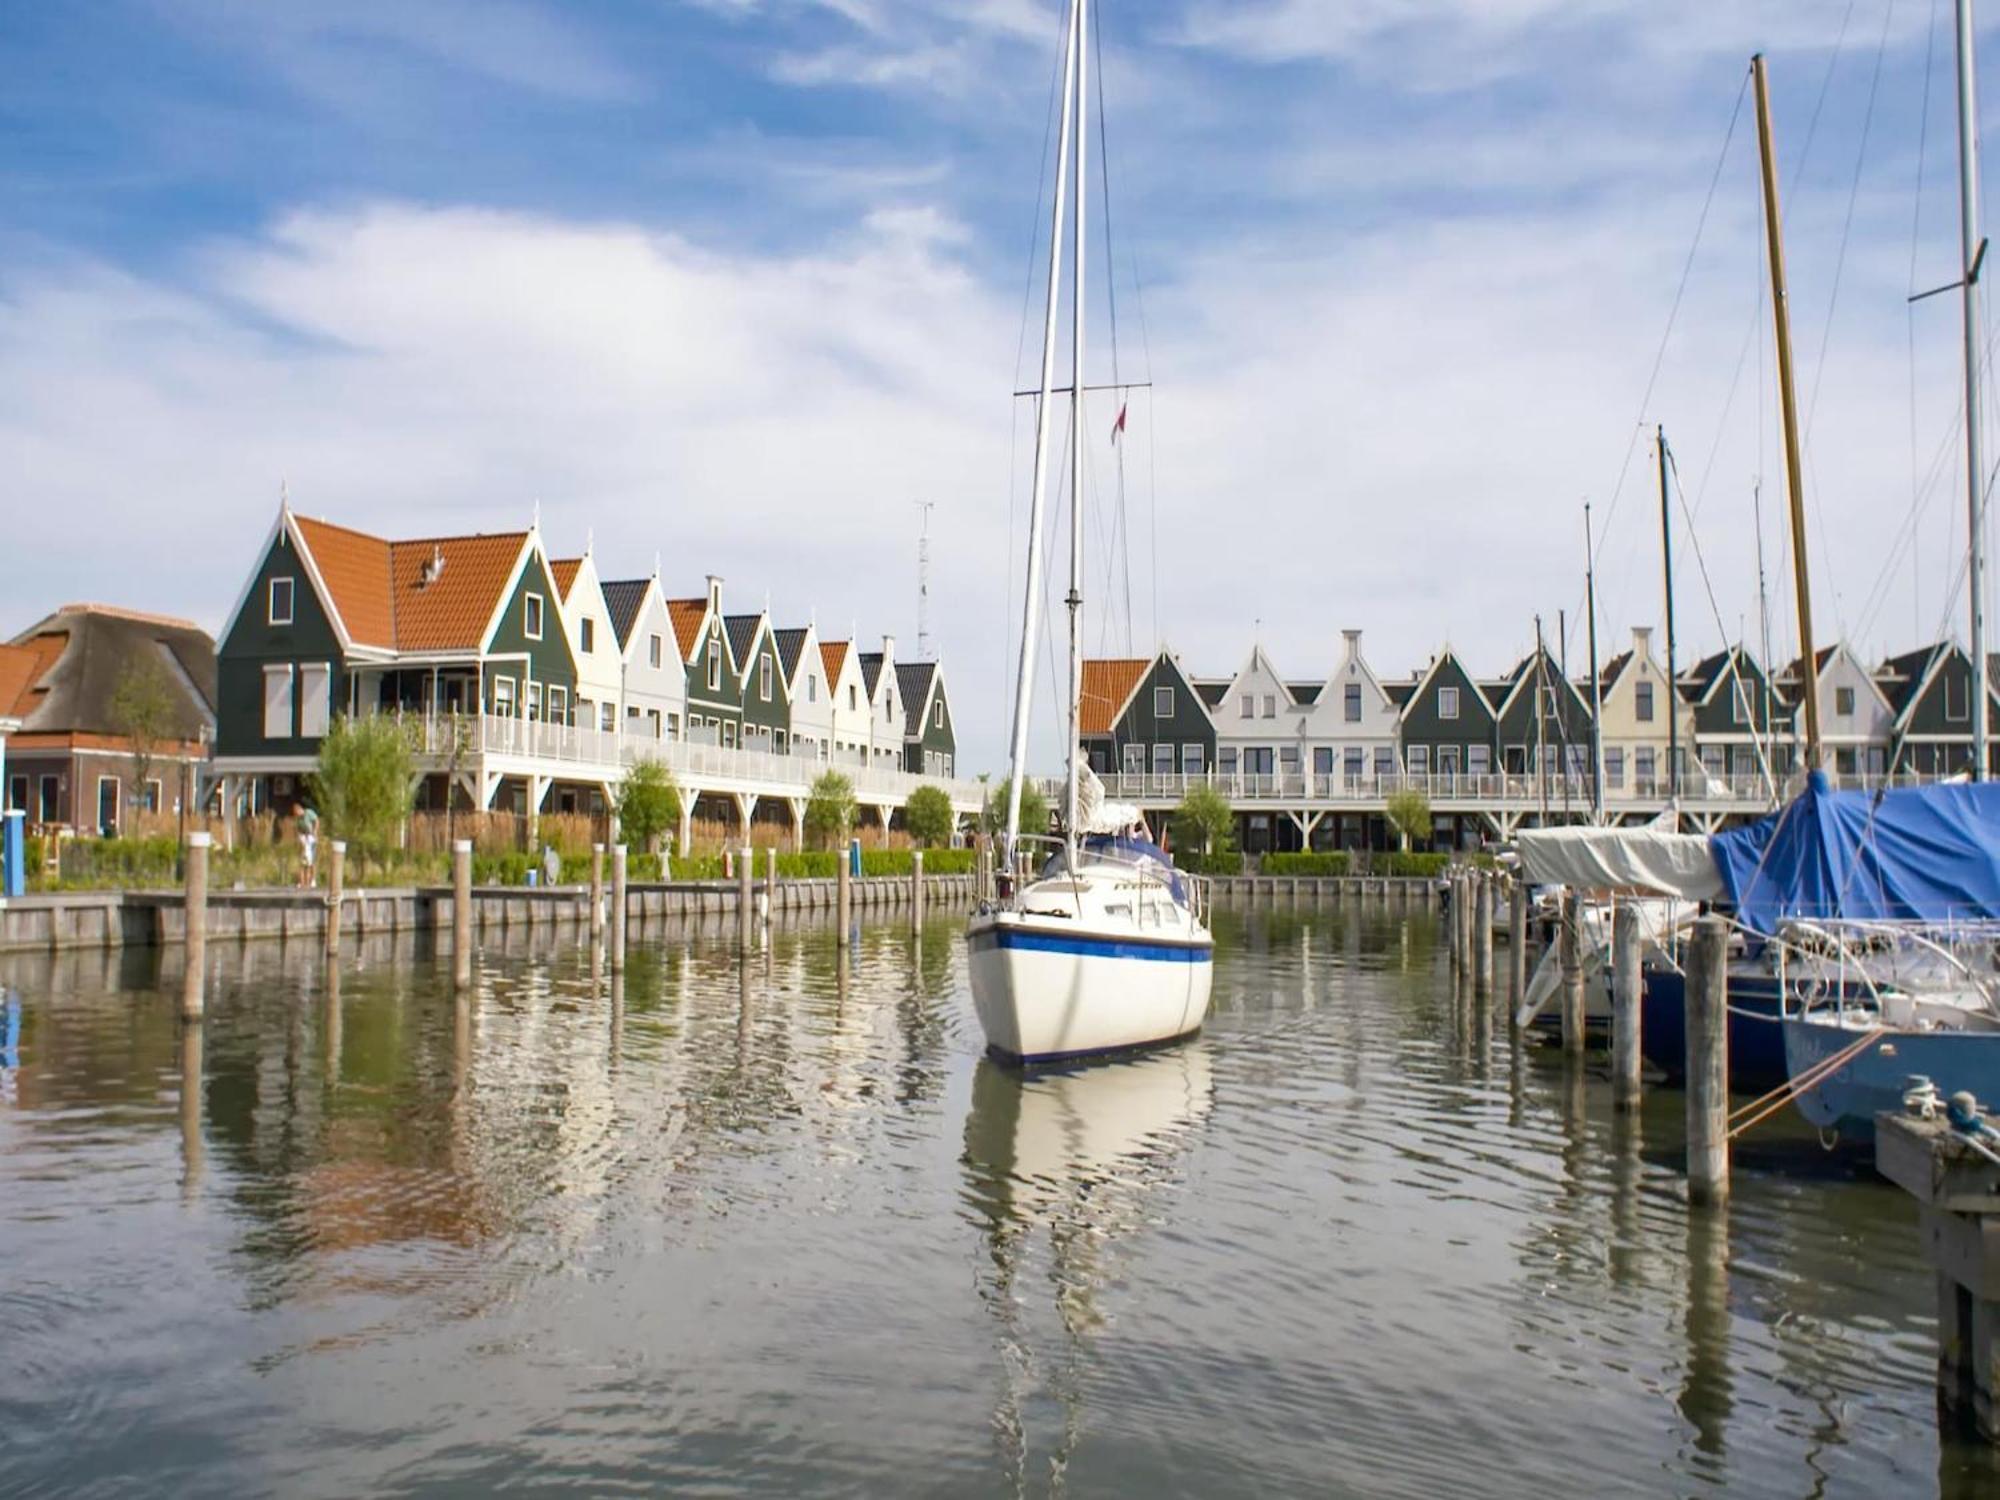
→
(295, 803, 319, 889)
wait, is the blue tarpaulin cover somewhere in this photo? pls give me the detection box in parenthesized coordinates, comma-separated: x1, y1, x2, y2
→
(1709, 771, 2000, 935)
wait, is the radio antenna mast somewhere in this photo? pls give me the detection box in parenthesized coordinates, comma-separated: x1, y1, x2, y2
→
(915, 501, 936, 661)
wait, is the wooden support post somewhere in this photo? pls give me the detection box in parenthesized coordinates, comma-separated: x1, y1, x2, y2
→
(1456, 872, 1474, 973)
(1508, 874, 1529, 1022)
(610, 843, 628, 973)
(837, 845, 852, 938)
(590, 843, 604, 939)
(324, 839, 345, 958)
(1474, 871, 1494, 996)
(738, 844, 753, 953)
(912, 849, 925, 930)
(453, 839, 473, 990)
(1447, 873, 1462, 972)
(1612, 901, 1644, 1111)
(1684, 913, 1729, 1205)
(181, 831, 209, 1022)
(765, 845, 778, 924)
(1559, 889, 1586, 1054)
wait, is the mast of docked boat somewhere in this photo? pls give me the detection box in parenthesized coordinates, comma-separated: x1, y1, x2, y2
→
(1955, 0, 1989, 780)
(1752, 53, 1823, 773)
(1000, 0, 1080, 864)
(1585, 501, 1605, 822)
(1658, 425, 1680, 804)
(1063, 0, 1089, 870)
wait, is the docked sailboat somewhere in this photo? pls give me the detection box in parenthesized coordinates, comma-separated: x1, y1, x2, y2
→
(966, 0, 1215, 1066)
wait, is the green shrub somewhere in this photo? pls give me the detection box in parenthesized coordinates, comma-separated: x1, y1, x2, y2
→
(617, 758, 682, 853)
(1174, 850, 1243, 876)
(804, 770, 856, 850)
(1372, 851, 1449, 878)
(1260, 851, 1352, 877)
(903, 784, 955, 848)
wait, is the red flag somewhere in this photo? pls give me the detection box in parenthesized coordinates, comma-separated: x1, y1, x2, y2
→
(1110, 403, 1127, 442)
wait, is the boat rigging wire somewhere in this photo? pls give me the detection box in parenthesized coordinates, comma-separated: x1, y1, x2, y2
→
(1909, 0, 1942, 642)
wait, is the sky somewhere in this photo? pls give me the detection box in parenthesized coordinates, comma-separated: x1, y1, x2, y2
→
(4, 0, 1998, 773)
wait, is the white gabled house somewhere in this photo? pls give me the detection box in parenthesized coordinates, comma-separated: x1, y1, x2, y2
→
(821, 638, 873, 767)
(776, 622, 831, 761)
(551, 545, 624, 738)
(600, 570, 686, 746)
(1209, 643, 1302, 785)
(856, 635, 902, 769)
(1306, 629, 1400, 786)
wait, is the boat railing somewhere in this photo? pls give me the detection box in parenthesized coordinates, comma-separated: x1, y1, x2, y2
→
(1012, 833, 1207, 927)
(1771, 915, 2000, 1019)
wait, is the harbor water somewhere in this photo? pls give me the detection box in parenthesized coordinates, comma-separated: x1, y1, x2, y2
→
(2, 902, 1995, 1497)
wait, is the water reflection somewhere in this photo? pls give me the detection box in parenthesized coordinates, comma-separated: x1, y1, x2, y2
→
(961, 1048, 1214, 1491)
(179, 1021, 204, 1196)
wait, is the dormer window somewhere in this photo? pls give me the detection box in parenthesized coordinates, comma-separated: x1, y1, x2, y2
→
(524, 593, 544, 641)
(268, 577, 295, 626)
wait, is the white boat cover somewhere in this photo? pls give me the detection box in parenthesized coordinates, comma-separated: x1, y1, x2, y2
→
(1072, 755, 1143, 836)
(1514, 823, 1725, 900)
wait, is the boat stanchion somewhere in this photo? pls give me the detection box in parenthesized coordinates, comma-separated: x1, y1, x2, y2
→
(1559, 890, 1585, 1056)
(1612, 902, 1644, 1111)
(453, 839, 473, 990)
(610, 843, 628, 974)
(1684, 914, 1730, 1205)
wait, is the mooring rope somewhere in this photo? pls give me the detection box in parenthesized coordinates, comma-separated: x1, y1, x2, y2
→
(1725, 1024, 1887, 1141)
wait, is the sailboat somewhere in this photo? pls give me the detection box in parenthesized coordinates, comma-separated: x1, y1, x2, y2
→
(966, 0, 1216, 1066)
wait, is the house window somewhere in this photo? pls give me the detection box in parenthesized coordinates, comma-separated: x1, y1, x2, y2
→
(708, 641, 722, 691)
(494, 677, 517, 717)
(601, 703, 616, 733)
(525, 593, 544, 641)
(933, 700, 944, 730)
(263, 664, 294, 738)
(1635, 681, 1655, 721)
(39, 775, 59, 822)
(1948, 672, 1970, 722)
(1374, 746, 1394, 778)
(549, 687, 568, 724)
(666, 712, 679, 740)
(96, 776, 120, 836)
(850, 685, 859, 710)
(1182, 743, 1204, 775)
(1153, 743, 1175, 776)
(1701, 746, 1725, 778)
(299, 663, 331, 737)
(884, 694, 894, 724)
(1219, 747, 1239, 774)
(651, 709, 663, 739)
(1729, 688, 1748, 727)
(1263, 694, 1276, 718)
(1438, 686, 1459, 720)
(649, 634, 663, 670)
(1438, 746, 1461, 777)
(1407, 745, 1430, 775)
(1240, 694, 1254, 719)
(1278, 746, 1300, 774)
(1606, 747, 1626, 787)
(581, 618, 595, 654)
(1314, 746, 1334, 774)
(1635, 747, 1656, 784)
(722, 720, 737, 749)
(760, 656, 773, 701)
(1245, 747, 1275, 775)
(526, 681, 544, 722)
(143, 779, 162, 814)
(809, 674, 819, 704)
(1344, 683, 1362, 722)
(1344, 747, 1364, 780)
(6, 774, 25, 812)
(268, 577, 295, 626)
(1467, 744, 1491, 776)
(1835, 685, 1855, 717)
(1155, 686, 1174, 717)
(775, 730, 787, 754)
(1123, 744, 1145, 775)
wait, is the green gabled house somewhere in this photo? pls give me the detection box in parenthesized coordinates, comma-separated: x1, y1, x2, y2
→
(1877, 641, 2000, 776)
(667, 576, 743, 749)
(1396, 649, 1497, 780)
(725, 609, 791, 755)
(212, 501, 579, 813)
(895, 660, 958, 778)
(1078, 651, 1215, 780)
(1489, 647, 1595, 777)
(1679, 646, 1792, 785)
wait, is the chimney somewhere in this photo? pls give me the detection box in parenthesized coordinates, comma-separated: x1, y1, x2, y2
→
(882, 633, 895, 660)
(706, 574, 723, 613)
(1342, 628, 1362, 655)
(1633, 626, 1653, 660)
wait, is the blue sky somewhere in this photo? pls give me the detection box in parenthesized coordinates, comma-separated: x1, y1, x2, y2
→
(3, 1, 1995, 770)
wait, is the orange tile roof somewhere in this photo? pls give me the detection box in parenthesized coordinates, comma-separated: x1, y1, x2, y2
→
(666, 598, 707, 662)
(293, 514, 532, 653)
(388, 532, 529, 652)
(820, 640, 849, 682)
(0, 642, 44, 718)
(294, 514, 395, 648)
(1080, 658, 1149, 736)
(550, 558, 582, 601)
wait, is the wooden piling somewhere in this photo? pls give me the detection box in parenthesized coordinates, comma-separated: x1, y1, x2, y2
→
(324, 839, 345, 958)
(1684, 913, 1729, 1205)
(453, 839, 473, 990)
(912, 849, 926, 930)
(181, 831, 209, 1021)
(1612, 901, 1644, 1111)
(610, 843, 628, 972)
(1508, 873, 1529, 1021)
(837, 846, 852, 937)
(590, 843, 604, 939)
(1559, 889, 1585, 1054)
(1474, 871, 1494, 996)
(738, 844, 753, 953)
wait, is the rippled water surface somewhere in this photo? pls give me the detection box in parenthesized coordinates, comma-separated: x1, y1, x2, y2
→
(3, 901, 1996, 1497)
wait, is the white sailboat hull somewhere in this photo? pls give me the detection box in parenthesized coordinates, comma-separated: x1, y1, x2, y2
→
(967, 908, 1213, 1064)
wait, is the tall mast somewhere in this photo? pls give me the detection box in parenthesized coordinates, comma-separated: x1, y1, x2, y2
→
(1659, 425, 1680, 802)
(1752, 53, 1823, 772)
(1957, 0, 1989, 779)
(1000, 1, 1079, 855)
(1064, 0, 1089, 863)
(1533, 614, 1550, 823)
(1585, 502, 1605, 820)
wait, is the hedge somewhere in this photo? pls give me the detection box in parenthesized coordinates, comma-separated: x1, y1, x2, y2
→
(1174, 851, 1244, 876)
(1370, 851, 1451, 878)
(1259, 852, 1352, 877)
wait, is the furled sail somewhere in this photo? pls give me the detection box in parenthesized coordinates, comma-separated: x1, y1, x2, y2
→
(1514, 822, 1725, 901)
(1073, 753, 1142, 835)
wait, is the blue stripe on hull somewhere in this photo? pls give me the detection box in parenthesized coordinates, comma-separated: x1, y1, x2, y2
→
(967, 926, 1213, 964)
(988, 1025, 1205, 1068)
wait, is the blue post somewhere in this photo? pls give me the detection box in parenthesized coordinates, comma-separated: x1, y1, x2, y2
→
(848, 837, 862, 879)
(1, 810, 23, 900)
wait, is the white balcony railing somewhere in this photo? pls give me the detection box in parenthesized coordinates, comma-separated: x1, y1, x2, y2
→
(393, 711, 985, 805)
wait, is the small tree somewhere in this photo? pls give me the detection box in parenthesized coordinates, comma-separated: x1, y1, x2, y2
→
(109, 653, 180, 817)
(617, 757, 682, 854)
(1385, 788, 1432, 852)
(309, 714, 418, 866)
(1170, 783, 1235, 858)
(804, 769, 857, 850)
(982, 776, 1049, 840)
(904, 784, 955, 848)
